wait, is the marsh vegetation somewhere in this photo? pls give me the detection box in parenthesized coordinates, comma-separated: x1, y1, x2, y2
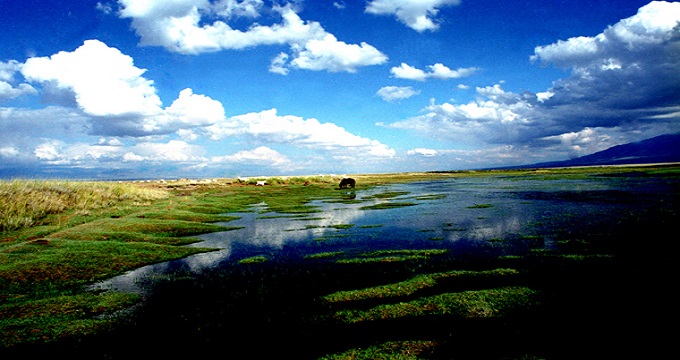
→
(1, 167, 677, 359)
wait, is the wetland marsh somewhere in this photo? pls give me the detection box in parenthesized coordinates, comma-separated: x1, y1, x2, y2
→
(1, 166, 678, 359)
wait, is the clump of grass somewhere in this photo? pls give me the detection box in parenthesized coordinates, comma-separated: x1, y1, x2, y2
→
(0, 292, 140, 348)
(363, 191, 410, 199)
(359, 202, 418, 210)
(415, 194, 447, 200)
(333, 286, 539, 323)
(329, 224, 354, 229)
(238, 255, 268, 264)
(0, 179, 168, 232)
(467, 203, 494, 209)
(45, 217, 236, 245)
(320, 340, 439, 360)
(305, 251, 345, 259)
(337, 249, 448, 264)
(323, 268, 519, 303)
(0, 239, 214, 296)
(359, 224, 383, 228)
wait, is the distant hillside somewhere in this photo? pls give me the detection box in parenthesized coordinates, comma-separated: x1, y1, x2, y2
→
(519, 133, 680, 169)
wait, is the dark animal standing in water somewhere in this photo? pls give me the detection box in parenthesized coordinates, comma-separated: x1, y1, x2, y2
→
(339, 178, 356, 189)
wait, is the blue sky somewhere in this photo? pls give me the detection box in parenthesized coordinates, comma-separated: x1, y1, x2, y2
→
(1, 0, 679, 179)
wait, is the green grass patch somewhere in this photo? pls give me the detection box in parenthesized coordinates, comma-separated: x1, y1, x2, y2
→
(133, 209, 240, 223)
(320, 340, 439, 360)
(415, 194, 447, 200)
(0, 292, 140, 348)
(363, 191, 410, 199)
(0, 239, 214, 299)
(467, 203, 494, 209)
(322, 268, 520, 303)
(359, 202, 418, 210)
(337, 249, 448, 264)
(238, 256, 268, 264)
(332, 286, 540, 323)
(329, 224, 354, 230)
(45, 218, 237, 245)
(304, 251, 345, 259)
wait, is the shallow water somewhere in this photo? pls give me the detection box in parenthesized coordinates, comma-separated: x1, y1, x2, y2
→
(90, 174, 673, 296)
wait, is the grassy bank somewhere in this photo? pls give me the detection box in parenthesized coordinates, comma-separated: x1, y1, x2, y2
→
(0, 174, 398, 349)
(1, 166, 677, 357)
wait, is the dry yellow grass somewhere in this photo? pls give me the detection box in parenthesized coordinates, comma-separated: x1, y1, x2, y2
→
(0, 179, 168, 232)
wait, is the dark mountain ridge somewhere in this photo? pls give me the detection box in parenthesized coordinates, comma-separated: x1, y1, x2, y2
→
(506, 133, 680, 169)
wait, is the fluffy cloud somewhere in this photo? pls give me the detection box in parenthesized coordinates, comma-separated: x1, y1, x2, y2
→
(23, 40, 161, 117)
(288, 34, 388, 73)
(211, 146, 290, 166)
(365, 0, 461, 32)
(206, 108, 396, 159)
(531, 1, 680, 110)
(391, 63, 478, 81)
(29, 138, 207, 166)
(386, 1, 680, 158)
(0, 60, 37, 99)
(21, 40, 224, 137)
(405, 145, 555, 169)
(125, 140, 206, 162)
(407, 148, 438, 156)
(376, 86, 420, 101)
(115, 0, 386, 73)
(387, 84, 538, 145)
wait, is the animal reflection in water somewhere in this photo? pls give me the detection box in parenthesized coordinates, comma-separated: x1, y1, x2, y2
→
(338, 178, 356, 199)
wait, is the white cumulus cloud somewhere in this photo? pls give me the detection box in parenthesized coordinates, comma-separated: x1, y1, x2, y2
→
(376, 86, 420, 101)
(288, 34, 388, 73)
(385, 1, 680, 159)
(116, 0, 386, 73)
(365, 0, 461, 32)
(21, 40, 224, 137)
(0, 60, 37, 100)
(211, 146, 291, 166)
(391, 62, 477, 81)
(206, 108, 395, 159)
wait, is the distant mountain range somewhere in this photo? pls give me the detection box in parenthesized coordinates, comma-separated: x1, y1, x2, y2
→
(513, 133, 680, 169)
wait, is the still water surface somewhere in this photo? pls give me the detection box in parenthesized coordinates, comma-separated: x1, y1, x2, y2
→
(90, 174, 667, 296)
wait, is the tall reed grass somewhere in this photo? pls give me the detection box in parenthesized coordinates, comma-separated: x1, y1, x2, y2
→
(0, 179, 168, 232)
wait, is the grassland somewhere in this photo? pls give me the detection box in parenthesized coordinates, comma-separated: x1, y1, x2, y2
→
(1, 165, 677, 358)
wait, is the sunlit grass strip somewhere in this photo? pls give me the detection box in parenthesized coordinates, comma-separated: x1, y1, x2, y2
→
(323, 268, 519, 303)
(238, 255, 268, 264)
(415, 194, 447, 200)
(136, 209, 240, 223)
(0, 179, 168, 232)
(337, 249, 448, 264)
(0, 292, 139, 347)
(319, 340, 439, 360)
(359, 202, 418, 210)
(333, 286, 540, 324)
(363, 191, 410, 199)
(304, 251, 345, 259)
(45, 218, 236, 245)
